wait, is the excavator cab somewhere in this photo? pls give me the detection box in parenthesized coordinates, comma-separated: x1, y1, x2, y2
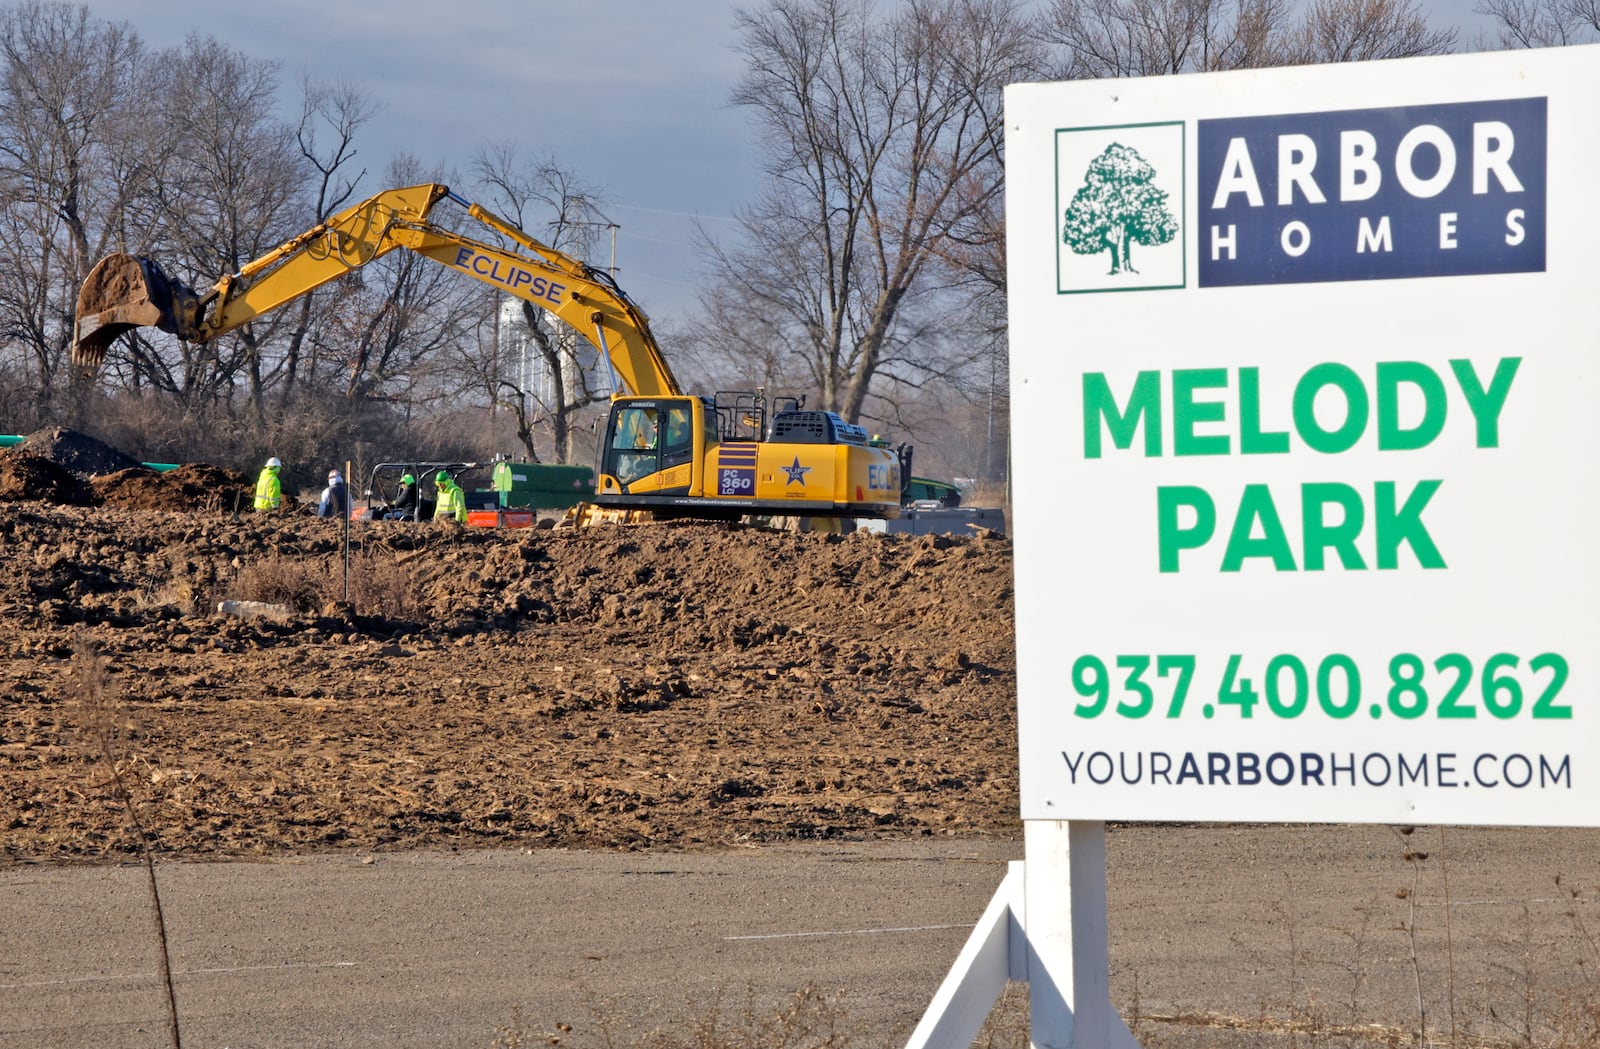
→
(599, 398, 705, 492)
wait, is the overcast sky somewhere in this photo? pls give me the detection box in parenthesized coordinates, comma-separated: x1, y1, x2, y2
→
(94, 0, 760, 327)
(90, 0, 1504, 327)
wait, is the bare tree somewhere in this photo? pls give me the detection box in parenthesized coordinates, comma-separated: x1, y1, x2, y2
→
(278, 75, 378, 407)
(469, 143, 616, 463)
(710, 0, 1042, 431)
(1476, 0, 1598, 45)
(111, 34, 307, 420)
(1038, 0, 1453, 76)
(0, 6, 556, 472)
(1288, 0, 1457, 62)
(921, 93, 1012, 483)
(0, 1, 143, 422)
(689, 267, 817, 397)
(1038, 0, 1295, 76)
(292, 155, 481, 416)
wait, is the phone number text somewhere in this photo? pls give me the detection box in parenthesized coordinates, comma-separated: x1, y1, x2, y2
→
(1069, 652, 1571, 720)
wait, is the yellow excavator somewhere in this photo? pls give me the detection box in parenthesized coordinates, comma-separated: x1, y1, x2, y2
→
(73, 183, 906, 522)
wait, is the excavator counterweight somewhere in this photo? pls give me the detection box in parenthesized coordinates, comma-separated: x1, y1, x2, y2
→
(72, 253, 197, 375)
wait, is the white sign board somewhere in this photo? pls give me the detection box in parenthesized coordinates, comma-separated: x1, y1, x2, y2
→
(1006, 45, 1600, 828)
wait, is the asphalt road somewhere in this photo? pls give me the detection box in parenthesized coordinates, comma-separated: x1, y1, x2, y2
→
(4, 825, 1597, 1049)
(1, 837, 1018, 1049)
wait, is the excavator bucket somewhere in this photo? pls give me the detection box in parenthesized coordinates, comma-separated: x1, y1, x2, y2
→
(72, 253, 194, 376)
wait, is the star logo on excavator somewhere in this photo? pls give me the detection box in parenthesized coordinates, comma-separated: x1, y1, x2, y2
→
(781, 456, 811, 487)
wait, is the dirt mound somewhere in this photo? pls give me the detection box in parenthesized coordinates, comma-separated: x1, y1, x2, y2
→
(93, 462, 255, 512)
(0, 450, 94, 504)
(0, 508, 1018, 861)
(15, 427, 144, 475)
(0, 429, 262, 513)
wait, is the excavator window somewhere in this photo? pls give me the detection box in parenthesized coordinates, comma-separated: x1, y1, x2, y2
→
(661, 405, 694, 470)
(611, 406, 661, 485)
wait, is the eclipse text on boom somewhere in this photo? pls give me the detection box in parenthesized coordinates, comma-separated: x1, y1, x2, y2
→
(1082, 358, 1520, 573)
(449, 247, 567, 305)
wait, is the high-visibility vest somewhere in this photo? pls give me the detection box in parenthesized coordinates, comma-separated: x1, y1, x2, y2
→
(434, 481, 466, 522)
(254, 468, 281, 511)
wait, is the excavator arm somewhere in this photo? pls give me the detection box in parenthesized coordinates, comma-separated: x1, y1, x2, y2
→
(72, 183, 681, 398)
(387, 215, 679, 398)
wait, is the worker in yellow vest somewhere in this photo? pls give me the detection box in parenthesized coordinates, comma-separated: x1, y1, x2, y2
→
(254, 456, 283, 511)
(433, 470, 467, 523)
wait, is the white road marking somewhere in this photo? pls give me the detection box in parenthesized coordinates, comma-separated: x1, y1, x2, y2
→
(724, 923, 963, 942)
(1413, 897, 1594, 907)
(0, 961, 356, 989)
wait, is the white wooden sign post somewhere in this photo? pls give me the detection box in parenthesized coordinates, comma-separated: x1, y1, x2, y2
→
(910, 42, 1600, 1049)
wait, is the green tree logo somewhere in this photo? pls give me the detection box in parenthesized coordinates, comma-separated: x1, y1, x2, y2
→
(1063, 143, 1179, 276)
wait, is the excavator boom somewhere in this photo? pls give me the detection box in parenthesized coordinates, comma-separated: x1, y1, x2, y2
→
(71, 183, 678, 396)
(390, 223, 678, 397)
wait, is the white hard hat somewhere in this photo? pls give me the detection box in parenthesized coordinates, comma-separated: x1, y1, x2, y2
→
(266, 456, 282, 468)
(328, 469, 342, 480)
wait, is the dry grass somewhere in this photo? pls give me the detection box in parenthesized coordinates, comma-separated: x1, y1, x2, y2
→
(962, 482, 1009, 510)
(223, 553, 327, 612)
(533, 875, 1595, 1049)
(134, 578, 203, 617)
(497, 967, 1557, 1049)
(482, 959, 1588, 1049)
(1548, 878, 1600, 1049)
(1112, 836, 1600, 1049)
(221, 549, 419, 618)
(972, 982, 1030, 1049)
(497, 984, 855, 1049)
(342, 550, 422, 619)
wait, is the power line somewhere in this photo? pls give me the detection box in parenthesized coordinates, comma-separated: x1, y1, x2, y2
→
(611, 201, 742, 225)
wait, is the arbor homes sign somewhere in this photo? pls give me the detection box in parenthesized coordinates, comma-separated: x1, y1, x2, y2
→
(1004, 45, 1599, 828)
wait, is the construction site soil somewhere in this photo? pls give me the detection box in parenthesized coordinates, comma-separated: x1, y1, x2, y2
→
(10, 431, 1600, 1049)
(0, 431, 1018, 862)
